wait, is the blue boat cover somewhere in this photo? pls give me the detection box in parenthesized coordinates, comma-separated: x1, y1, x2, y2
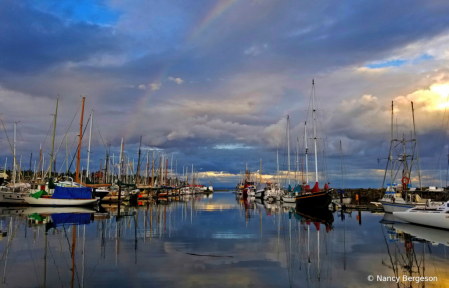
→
(51, 213, 91, 227)
(52, 186, 92, 199)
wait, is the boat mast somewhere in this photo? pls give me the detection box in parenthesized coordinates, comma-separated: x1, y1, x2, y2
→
(304, 122, 309, 184)
(287, 115, 290, 185)
(390, 101, 394, 190)
(49, 97, 58, 183)
(136, 136, 142, 184)
(296, 137, 299, 185)
(12, 122, 16, 185)
(312, 80, 318, 184)
(340, 140, 344, 193)
(277, 144, 280, 185)
(146, 150, 149, 185)
(38, 143, 42, 178)
(260, 158, 262, 183)
(151, 150, 155, 187)
(411, 102, 422, 189)
(86, 110, 93, 181)
(76, 97, 85, 183)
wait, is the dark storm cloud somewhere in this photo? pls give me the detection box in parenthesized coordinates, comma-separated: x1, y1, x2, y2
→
(0, 0, 123, 75)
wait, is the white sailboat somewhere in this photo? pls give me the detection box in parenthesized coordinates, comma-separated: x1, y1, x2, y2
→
(25, 97, 97, 206)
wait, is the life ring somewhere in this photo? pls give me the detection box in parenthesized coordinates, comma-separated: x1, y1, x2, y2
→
(402, 177, 409, 186)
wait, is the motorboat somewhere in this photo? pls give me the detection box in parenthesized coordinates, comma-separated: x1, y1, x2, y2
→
(379, 184, 429, 213)
(393, 201, 449, 230)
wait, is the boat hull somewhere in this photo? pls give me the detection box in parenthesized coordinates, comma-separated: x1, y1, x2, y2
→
(380, 201, 424, 213)
(0, 192, 27, 204)
(394, 211, 449, 230)
(23, 197, 97, 206)
(282, 196, 296, 203)
(296, 191, 332, 208)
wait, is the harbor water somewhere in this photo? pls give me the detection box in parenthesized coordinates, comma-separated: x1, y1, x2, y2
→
(0, 192, 448, 287)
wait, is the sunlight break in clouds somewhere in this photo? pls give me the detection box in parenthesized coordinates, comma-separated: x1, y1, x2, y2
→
(395, 83, 449, 111)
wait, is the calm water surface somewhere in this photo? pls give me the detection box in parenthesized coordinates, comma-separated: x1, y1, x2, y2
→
(0, 192, 448, 287)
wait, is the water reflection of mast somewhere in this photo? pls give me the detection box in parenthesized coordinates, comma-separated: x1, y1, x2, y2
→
(2, 217, 12, 284)
(82, 224, 86, 288)
(71, 225, 76, 288)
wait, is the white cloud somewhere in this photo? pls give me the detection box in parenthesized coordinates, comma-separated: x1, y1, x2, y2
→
(138, 84, 146, 90)
(168, 76, 183, 84)
(150, 83, 161, 90)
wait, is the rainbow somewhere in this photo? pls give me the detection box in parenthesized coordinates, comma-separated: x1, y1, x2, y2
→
(188, 0, 239, 42)
(124, 0, 240, 141)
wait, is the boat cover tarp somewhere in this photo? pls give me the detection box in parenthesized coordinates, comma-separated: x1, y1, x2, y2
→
(51, 213, 91, 227)
(52, 186, 92, 199)
(31, 190, 48, 199)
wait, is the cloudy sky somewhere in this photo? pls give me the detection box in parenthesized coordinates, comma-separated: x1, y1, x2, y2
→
(1, 0, 449, 188)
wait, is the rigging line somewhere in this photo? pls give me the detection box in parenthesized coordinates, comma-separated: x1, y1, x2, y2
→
(57, 134, 79, 174)
(93, 117, 108, 151)
(0, 117, 23, 179)
(42, 117, 55, 151)
(15, 123, 25, 142)
(67, 115, 92, 173)
(50, 103, 82, 168)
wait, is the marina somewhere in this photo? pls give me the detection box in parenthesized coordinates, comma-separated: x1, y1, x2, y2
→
(0, 192, 447, 287)
(2, 1, 449, 287)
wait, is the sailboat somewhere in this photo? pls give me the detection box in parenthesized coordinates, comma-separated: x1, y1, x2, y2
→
(24, 97, 97, 206)
(296, 80, 332, 207)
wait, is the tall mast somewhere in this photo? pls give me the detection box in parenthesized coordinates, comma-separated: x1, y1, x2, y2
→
(146, 150, 149, 185)
(304, 122, 309, 184)
(312, 80, 318, 184)
(38, 143, 42, 178)
(13, 122, 16, 185)
(411, 102, 422, 189)
(287, 115, 290, 185)
(165, 158, 168, 186)
(296, 137, 299, 185)
(151, 151, 155, 187)
(340, 140, 344, 191)
(76, 97, 85, 183)
(259, 158, 262, 183)
(390, 101, 394, 189)
(49, 97, 58, 182)
(65, 135, 68, 175)
(86, 110, 93, 181)
(136, 136, 142, 184)
(276, 144, 280, 184)
(119, 138, 124, 181)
